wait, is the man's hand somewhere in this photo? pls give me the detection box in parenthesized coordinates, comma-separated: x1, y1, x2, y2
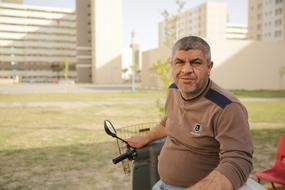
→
(125, 135, 150, 148)
(125, 123, 166, 148)
(187, 170, 233, 190)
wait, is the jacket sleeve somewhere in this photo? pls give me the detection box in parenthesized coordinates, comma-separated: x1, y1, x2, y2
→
(214, 103, 253, 189)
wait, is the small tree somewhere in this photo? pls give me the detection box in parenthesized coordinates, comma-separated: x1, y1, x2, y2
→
(63, 58, 70, 79)
(161, 0, 185, 49)
(153, 57, 172, 88)
(154, 0, 185, 116)
(279, 66, 285, 89)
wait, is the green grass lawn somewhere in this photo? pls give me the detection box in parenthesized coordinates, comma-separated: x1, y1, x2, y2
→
(0, 90, 284, 189)
(231, 89, 285, 98)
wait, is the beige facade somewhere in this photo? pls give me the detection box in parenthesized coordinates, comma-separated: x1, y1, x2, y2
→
(0, 0, 122, 84)
(141, 39, 285, 90)
(159, 1, 246, 47)
(227, 24, 248, 40)
(76, 0, 92, 83)
(211, 40, 285, 89)
(91, 0, 122, 84)
(76, 0, 122, 84)
(248, 0, 285, 41)
(140, 47, 170, 89)
(0, 0, 22, 3)
(0, 2, 77, 83)
(150, 1, 285, 90)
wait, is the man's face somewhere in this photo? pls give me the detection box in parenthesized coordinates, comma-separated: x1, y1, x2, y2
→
(172, 49, 213, 99)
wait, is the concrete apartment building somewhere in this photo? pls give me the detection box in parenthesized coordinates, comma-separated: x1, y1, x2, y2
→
(226, 24, 248, 40)
(158, 1, 247, 48)
(76, 0, 122, 84)
(176, 1, 228, 42)
(0, 0, 122, 84)
(75, 0, 92, 83)
(0, 1, 77, 83)
(248, 0, 285, 41)
(142, 1, 285, 90)
(0, 0, 22, 3)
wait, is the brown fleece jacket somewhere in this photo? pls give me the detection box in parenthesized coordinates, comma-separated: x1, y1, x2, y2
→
(158, 79, 253, 189)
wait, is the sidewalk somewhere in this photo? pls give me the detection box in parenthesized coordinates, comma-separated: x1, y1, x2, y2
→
(0, 83, 135, 94)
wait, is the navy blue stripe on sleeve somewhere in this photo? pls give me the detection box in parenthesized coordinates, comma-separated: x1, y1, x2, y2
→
(205, 89, 232, 109)
(169, 83, 178, 89)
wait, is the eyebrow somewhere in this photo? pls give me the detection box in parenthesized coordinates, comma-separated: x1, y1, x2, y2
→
(174, 58, 185, 62)
(189, 58, 201, 64)
(173, 57, 202, 64)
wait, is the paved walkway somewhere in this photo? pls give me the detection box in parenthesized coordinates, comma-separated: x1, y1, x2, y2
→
(0, 99, 156, 108)
(0, 83, 153, 108)
(0, 83, 135, 94)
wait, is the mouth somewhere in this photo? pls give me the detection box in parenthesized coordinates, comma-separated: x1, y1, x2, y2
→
(179, 76, 196, 82)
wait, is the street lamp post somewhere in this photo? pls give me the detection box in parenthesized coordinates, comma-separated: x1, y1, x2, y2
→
(11, 47, 18, 83)
(130, 31, 136, 92)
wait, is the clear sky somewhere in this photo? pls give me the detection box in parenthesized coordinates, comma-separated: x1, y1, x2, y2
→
(23, 0, 248, 51)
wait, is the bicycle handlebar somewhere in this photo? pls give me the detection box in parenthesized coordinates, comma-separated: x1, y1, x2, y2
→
(112, 147, 137, 164)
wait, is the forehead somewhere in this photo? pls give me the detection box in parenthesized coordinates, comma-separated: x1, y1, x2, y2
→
(173, 49, 206, 59)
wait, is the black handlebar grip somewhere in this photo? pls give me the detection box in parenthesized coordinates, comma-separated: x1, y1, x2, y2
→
(112, 151, 131, 164)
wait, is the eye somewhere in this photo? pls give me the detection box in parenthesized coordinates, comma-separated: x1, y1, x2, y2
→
(174, 59, 185, 65)
(192, 61, 201, 65)
(190, 59, 202, 66)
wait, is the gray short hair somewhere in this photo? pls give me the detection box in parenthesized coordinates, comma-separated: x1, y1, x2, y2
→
(172, 36, 211, 61)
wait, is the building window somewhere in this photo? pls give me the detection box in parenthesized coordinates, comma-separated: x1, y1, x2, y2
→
(275, 19, 282, 26)
(275, 30, 282, 37)
(275, 8, 283, 15)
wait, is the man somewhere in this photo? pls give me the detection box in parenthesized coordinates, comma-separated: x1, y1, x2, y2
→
(126, 36, 253, 190)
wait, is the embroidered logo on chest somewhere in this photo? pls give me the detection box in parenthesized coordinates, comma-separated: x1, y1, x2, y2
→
(191, 123, 203, 136)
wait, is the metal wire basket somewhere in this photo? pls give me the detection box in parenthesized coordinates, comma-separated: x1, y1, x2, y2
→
(115, 122, 157, 175)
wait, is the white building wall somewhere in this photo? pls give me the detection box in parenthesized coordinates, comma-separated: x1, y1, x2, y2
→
(248, 0, 285, 42)
(0, 0, 22, 4)
(211, 40, 285, 89)
(144, 1, 285, 90)
(160, 1, 243, 47)
(141, 40, 285, 90)
(141, 47, 170, 89)
(248, 0, 260, 40)
(227, 24, 248, 40)
(91, 0, 122, 84)
(205, 2, 228, 41)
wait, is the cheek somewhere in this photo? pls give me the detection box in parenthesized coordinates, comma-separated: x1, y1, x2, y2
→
(172, 67, 179, 76)
(195, 68, 208, 78)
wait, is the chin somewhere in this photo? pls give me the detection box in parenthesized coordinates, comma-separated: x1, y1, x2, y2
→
(180, 85, 197, 94)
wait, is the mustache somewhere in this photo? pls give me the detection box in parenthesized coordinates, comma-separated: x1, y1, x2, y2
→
(178, 75, 196, 80)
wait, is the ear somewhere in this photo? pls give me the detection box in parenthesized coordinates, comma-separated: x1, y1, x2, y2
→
(170, 57, 174, 66)
(208, 61, 213, 70)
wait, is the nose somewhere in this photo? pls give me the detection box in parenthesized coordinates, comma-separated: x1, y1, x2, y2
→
(182, 63, 193, 73)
